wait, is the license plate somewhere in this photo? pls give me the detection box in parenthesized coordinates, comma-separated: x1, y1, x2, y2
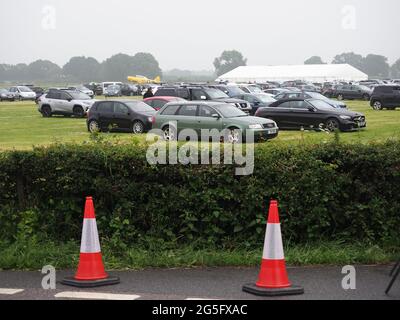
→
(268, 129, 277, 134)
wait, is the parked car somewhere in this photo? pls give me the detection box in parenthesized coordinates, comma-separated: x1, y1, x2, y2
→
(105, 85, 122, 97)
(297, 84, 320, 92)
(237, 84, 264, 94)
(154, 86, 252, 113)
(143, 96, 186, 111)
(232, 93, 277, 115)
(255, 99, 366, 132)
(9, 86, 36, 101)
(0, 88, 16, 101)
(370, 85, 400, 110)
(263, 88, 291, 96)
(38, 89, 95, 117)
(120, 84, 139, 96)
(68, 85, 94, 98)
(332, 85, 372, 101)
(84, 83, 103, 96)
(153, 101, 279, 143)
(275, 91, 347, 109)
(205, 84, 246, 97)
(87, 100, 156, 134)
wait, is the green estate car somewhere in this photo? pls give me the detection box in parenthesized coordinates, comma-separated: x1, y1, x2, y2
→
(153, 101, 279, 143)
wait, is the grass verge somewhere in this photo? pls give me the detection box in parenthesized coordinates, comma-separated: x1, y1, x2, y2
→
(0, 240, 398, 270)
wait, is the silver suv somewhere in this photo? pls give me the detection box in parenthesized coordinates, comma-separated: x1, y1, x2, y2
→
(38, 89, 95, 117)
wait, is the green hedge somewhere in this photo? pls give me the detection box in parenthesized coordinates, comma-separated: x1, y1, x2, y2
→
(0, 141, 399, 247)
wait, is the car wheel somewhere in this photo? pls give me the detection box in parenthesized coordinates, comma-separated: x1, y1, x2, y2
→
(132, 121, 145, 134)
(325, 118, 340, 132)
(337, 94, 344, 101)
(372, 101, 383, 110)
(88, 120, 100, 133)
(73, 106, 85, 118)
(225, 128, 241, 144)
(41, 105, 52, 117)
(163, 126, 176, 141)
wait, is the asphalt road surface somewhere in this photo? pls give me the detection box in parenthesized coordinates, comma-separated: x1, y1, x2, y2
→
(0, 265, 399, 300)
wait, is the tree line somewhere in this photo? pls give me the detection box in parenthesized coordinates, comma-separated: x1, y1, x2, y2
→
(304, 53, 400, 79)
(0, 52, 162, 84)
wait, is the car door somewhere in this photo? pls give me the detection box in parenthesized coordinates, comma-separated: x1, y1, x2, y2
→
(286, 100, 312, 128)
(97, 101, 114, 129)
(263, 101, 292, 128)
(113, 102, 132, 130)
(47, 91, 62, 112)
(195, 105, 223, 136)
(393, 87, 400, 106)
(59, 91, 73, 113)
(175, 104, 198, 133)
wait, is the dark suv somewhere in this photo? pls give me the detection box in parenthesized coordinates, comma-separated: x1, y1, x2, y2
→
(332, 85, 372, 101)
(154, 86, 252, 113)
(87, 100, 156, 134)
(370, 85, 400, 110)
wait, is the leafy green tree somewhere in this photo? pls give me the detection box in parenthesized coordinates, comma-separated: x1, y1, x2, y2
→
(26, 60, 62, 82)
(214, 50, 247, 77)
(332, 52, 365, 72)
(63, 56, 101, 82)
(363, 54, 390, 78)
(131, 52, 162, 79)
(390, 58, 400, 78)
(304, 56, 325, 65)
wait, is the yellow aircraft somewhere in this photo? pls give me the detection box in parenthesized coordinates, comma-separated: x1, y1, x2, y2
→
(127, 75, 161, 84)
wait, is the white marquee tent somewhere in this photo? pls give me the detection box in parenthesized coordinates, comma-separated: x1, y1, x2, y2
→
(216, 64, 368, 83)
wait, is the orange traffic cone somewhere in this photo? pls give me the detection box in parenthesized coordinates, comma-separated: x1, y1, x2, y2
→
(243, 200, 304, 296)
(62, 197, 120, 288)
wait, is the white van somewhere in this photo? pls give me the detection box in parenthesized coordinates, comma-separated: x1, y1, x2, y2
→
(101, 82, 123, 95)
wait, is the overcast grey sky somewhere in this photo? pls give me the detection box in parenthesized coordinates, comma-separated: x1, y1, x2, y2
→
(0, 0, 399, 70)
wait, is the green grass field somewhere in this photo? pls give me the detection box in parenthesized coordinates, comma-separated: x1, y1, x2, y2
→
(0, 98, 399, 150)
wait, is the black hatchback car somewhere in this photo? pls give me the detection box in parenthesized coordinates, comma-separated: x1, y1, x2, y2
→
(370, 85, 400, 110)
(255, 99, 366, 132)
(87, 100, 156, 134)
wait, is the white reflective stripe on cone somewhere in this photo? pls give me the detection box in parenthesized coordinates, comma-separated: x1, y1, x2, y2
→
(262, 223, 285, 260)
(80, 218, 101, 253)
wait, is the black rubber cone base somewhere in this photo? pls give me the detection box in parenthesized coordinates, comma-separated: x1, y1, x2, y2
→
(243, 283, 304, 297)
(61, 276, 120, 288)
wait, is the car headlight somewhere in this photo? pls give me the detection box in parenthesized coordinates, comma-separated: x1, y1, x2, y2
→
(249, 124, 263, 129)
(339, 115, 351, 120)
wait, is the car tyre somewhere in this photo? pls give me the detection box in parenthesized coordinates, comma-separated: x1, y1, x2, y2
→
(73, 106, 85, 118)
(162, 126, 177, 141)
(325, 118, 340, 132)
(132, 121, 145, 134)
(372, 101, 383, 111)
(88, 120, 101, 133)
(41, 105, 52, 117)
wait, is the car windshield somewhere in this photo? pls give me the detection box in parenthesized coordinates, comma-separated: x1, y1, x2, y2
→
(309, 99, 335, 110)
(254, 94, 276, 103)
(125, 101, 155, 112)
(69, 91, 91, 100)
(247, 86, 263, 93)
(358, 85, 371, 91)
(226, 86, 245, 95)
(19, 86, 33, 93)
(214, 104, 247, 118)
(108, 85, 120, 90)
(305, 92, 327, 100)
(206, 88, 229, 99)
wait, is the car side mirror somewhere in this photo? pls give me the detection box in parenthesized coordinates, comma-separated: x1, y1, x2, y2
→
(67, 98, 72, 102)
(212, 114, 221, 119)
(308, 106, 316, 112)
(200, 96, 207, 100)
(254, 101, 260, 105)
